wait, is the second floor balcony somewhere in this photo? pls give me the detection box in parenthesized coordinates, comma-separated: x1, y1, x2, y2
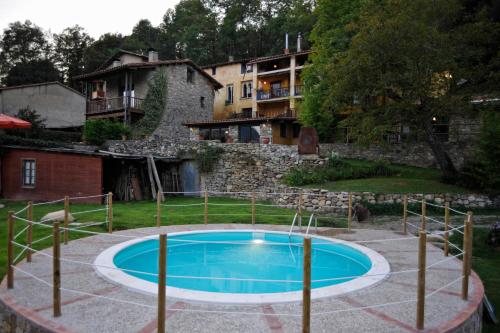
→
(86, 96, 145, 117)
(257, 86, 303, 101)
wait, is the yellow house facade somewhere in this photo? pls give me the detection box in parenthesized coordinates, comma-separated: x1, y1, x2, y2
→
(185, 50, 312, 145)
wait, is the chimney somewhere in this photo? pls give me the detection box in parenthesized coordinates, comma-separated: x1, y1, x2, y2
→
(228, 55, 235, 62)
(284, 33, 289, 54)
(148, 48, 159, 62)
(297, 32, 302, 52)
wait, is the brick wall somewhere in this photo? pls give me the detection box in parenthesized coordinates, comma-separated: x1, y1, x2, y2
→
(1, 149, 103, 203)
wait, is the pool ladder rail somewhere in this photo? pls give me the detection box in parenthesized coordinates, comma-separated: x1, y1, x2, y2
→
(289, 213, 317, 237)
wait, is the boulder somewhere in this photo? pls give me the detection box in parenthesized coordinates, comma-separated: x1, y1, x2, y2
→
(41, 210, 75, 223)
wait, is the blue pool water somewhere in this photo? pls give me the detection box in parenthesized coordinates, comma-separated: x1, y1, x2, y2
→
(113, 231, 372, 294)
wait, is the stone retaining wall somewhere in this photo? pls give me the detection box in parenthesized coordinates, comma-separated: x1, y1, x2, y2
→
(106, 139, 498, 211)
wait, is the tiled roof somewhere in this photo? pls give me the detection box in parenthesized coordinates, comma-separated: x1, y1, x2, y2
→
(247, 50, 313, 64)
(72, 60, 223, 89)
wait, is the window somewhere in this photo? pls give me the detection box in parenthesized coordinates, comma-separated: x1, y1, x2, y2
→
(22, 159, 36, 187)
(239, 125, 260, 143)
(292, 123, 301, 138)
(241, 81, 252, 98)
(200, 96, 205, 108)
(432, 116, 449, 142)
(280, 122, 287, 138)
(226, 84, 234, 105)
(211, 67, 216, 75)
(187, 68, 194, 83)
(241, 63, 253, 74)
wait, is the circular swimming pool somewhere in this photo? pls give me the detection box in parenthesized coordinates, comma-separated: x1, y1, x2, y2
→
(95, 230, 390, 303)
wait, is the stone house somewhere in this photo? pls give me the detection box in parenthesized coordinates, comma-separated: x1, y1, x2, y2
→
(73, 49, 223, 141)
(0, 81, 86, 129)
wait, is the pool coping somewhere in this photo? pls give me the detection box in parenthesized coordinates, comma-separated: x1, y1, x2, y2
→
(93, 229, 391, 304)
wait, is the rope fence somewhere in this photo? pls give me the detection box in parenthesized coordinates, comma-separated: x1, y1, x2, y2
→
(5, 190, 474, 332)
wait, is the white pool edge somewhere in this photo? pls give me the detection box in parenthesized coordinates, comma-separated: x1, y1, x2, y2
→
(93, 229, 391, 304)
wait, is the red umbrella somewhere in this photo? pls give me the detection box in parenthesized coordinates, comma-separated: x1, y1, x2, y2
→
(0, 114, 32, 129)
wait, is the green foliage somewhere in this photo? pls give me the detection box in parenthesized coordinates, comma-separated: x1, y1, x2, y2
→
(0, 20, 51, 78)
(4, 59, 61, 86)
(458, 110, 500, 194)
(132, 71, 167, 136)
(54, 25, 93, 81)
(195, 144, 224, 174)
(0, 134, 72, 149)
(284, 158, 395, 186)
(83, 119, 130, 146)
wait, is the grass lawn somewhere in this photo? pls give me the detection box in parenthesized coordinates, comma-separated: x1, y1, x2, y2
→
(0, 196, 344, 278)
(302, 159, 472, 194)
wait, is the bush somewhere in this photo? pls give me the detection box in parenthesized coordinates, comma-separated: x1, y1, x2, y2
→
(83, 119, 130, 145)
(284, 158, 396, 186)
(195, 144, 224, 173)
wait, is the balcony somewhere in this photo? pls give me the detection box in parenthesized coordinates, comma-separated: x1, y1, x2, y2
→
(256, 109, 296, 118)
(257, 87, 290, 101)
(86, 96, 145, 118)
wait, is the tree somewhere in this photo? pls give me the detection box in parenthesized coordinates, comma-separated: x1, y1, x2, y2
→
(0, 20, 52, 81)
(4, 59, 60, 86)
(162, 0, 220, 65)
(82, 33, 124, 72)
(54, 26, 93, 81)
(302, 0, 466, 178)
(300, 0, 365, 139)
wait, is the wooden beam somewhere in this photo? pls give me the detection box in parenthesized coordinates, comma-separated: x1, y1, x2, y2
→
(147, 157, 157, 200)
(149, 155, 164, 202)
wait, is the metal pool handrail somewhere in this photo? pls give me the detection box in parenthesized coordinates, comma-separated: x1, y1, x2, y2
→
(288, 212, 299, 237)
(305, 214, 316, 236)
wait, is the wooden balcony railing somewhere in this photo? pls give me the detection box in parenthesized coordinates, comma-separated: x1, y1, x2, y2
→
(256, 109, 296, 118)
(86, 96, 144, 114)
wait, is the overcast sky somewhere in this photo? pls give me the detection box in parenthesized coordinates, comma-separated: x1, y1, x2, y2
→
(0, 0, 179, 39)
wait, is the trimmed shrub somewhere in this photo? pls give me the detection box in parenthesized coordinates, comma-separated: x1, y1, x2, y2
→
(83, 119, 130, 146)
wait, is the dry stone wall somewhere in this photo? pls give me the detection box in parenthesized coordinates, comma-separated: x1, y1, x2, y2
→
(106, 139, 498, 211)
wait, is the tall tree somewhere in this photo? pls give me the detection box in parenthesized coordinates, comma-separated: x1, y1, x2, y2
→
(4, 59, 60, 86)
(304, 0, 462, 177)
(300, 0, 365, 139)
(54, 25, 94, 81)
(0, 20, 52, 81)
(162, 0, 220, 65)
(82, 33, 124, 72)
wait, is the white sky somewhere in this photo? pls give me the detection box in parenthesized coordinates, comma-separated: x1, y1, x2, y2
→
(0, 0, 179, 39)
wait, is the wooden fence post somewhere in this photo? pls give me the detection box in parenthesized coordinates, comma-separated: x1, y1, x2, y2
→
(107, 192, 113, 233)
(251, 191, 256, 226)
(204, 190, 209, 225)
(298, 192, 303, 231)
(403, 195, 408, 235)
(420, 199, 427, 231)
(466, 211, 473, 276)
(53, 222, 61, 317)
(348, 193, 353, 231)
(64, 196, 69, 245)
(157, 191, 161, 228)
(302, 237, 311, 333)
(416, 230, 427, 330)
(27, 202, 33, 262)
(157, 234, 167, 333)
(7, 211, 14, 289)
(461, 218, 471, 300)
(444, 203, 450, 257)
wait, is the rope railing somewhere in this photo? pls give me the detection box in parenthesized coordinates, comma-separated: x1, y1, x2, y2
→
(5, 190, 475, 332)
